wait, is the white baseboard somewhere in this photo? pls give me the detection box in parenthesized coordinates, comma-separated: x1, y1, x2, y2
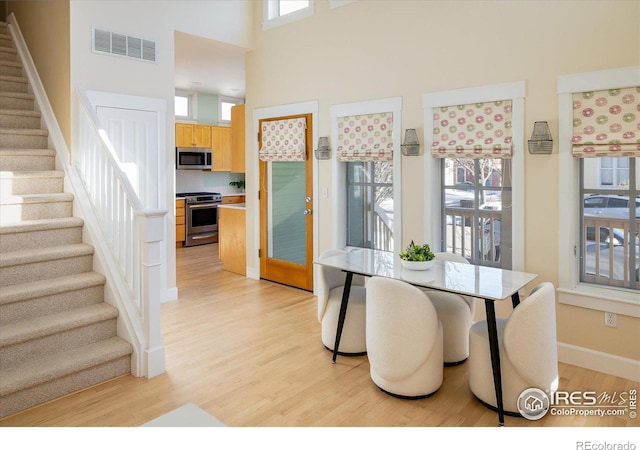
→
(246, 267, 260, 280)
(164, 287, 178, 303)
(558, 342, 640, 382)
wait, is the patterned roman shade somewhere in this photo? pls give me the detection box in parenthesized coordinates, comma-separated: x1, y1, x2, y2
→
(431, 100, 513, 159)
(571, 86, 640, 158)
(336, 112, 394, 162)
(259, 117, 307, 161)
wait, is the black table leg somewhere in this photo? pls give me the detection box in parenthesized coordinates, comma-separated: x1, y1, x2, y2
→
(332, 271, 353, 363)
(511, 291, 520, 309)
(484, 300, 505, 426)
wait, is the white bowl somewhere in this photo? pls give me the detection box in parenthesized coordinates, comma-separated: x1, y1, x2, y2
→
(400, 259, 434, 271)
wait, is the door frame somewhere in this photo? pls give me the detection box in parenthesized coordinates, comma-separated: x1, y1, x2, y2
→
(251, 101, 319, 292)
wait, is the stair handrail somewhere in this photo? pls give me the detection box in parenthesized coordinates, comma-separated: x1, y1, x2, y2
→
(74, 86, 167, 377)
(7, 13, 166, 378)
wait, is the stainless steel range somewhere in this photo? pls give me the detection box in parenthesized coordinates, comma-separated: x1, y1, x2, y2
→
(178, 192, 223, 247)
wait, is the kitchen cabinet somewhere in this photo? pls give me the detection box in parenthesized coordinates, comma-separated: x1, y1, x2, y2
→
(218, 205, 246, 275)
(211, 125, 232, 172)
(176, 198, 185, 247)
(176, 123, 211, 148)
(231, 104, 245, 173)
(221, 195, 245, 205)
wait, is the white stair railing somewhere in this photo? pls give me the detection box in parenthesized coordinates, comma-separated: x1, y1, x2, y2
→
(75, 87, 167, 378)
(7, 13, 167, 378)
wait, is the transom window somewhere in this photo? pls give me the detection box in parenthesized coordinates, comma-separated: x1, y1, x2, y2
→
(263, 0, 314, 30)
(174, 93, 192, 119)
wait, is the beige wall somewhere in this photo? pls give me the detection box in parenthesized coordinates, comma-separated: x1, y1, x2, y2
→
(245, 1, 640, 362)
(8, 0, 70, 148)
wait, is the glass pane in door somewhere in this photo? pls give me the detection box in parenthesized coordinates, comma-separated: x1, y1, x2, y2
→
(268, 161, 306, 264)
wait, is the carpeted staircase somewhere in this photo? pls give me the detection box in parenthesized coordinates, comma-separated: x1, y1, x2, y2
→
(0, 21, 133, 419)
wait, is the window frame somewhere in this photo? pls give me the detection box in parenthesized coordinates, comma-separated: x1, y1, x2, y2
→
(218, 96, 243, 125)
(423, 81, 526, 272)
(330, 97, 403, 251)
(557, 66, 640, 317)
(174, 90, 195, 121)
(262, 0, 314, 31)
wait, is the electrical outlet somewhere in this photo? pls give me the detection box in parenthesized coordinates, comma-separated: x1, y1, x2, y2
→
(605, 312, 617, 327)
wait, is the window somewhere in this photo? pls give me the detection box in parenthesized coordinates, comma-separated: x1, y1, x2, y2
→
(599, 157, 629, 187)
(558, 66, 639, 314)
(581, 157, 638, 290)
(175, 91, 194, 119)
(218, 97, 242, 124)
(423, 81, 526, 271)
(346, 161, 394, 251)
(263, 0, 314, 30)
(331, 97, 402, 252)
(442, 158, 512, 268)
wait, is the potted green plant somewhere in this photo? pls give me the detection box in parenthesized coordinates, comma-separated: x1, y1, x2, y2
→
(399, 240, 435, 270)
(229, 180, 245, 192)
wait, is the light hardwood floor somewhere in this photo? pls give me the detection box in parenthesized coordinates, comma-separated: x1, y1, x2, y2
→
(1, 244, 637, 429)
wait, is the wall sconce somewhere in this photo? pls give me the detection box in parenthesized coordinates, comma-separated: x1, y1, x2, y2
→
(401, 128, 420, 156)
(528, 121, 553, 155)
(315, 136, 331, 160)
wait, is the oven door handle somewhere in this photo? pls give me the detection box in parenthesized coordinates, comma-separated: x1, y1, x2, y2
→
(188, 203, 219, 209)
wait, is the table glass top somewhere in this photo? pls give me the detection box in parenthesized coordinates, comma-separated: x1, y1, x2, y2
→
(314, 248, 538, 301)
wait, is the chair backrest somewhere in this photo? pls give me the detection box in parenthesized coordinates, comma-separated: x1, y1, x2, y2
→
(317, 248, 366, 321)
(504, 282, 558, 390)
(434, 252, 479, 316)
(366, 276, 439, 380)
(434, 251, 468, 264)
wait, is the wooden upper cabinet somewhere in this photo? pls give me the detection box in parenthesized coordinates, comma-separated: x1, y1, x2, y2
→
(193, 125, 211, 148)
(211, 126, 232, 172)
(175, 123, 194, 147)
(231, 104, 245, 173)
(175, 123, 211, 148)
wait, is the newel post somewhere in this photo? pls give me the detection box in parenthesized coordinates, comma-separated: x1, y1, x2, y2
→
(136, 209, 168, 378)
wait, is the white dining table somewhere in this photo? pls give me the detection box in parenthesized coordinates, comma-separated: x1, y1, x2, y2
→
(313, 247, 538, 426)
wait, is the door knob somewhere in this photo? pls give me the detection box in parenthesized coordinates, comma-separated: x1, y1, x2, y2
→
(303, 208, 312, 215)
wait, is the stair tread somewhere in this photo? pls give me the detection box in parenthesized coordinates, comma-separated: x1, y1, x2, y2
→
(0, 170, 64, 179)
(0, 336, 132, 396)
(0, 148, 54, 155)
(0, 302, 118, 347)
(0, 128, 48, 135)
(0, 216, 83, 234)
(0, 74, 26, 82)
(0, 271, 104, 305)
(0, 243, 93, 268)
(0, 109, 40, 117)
(0, 92, 34, 100)
(0, 60, 21, 68)
(0, 192, 73, 204)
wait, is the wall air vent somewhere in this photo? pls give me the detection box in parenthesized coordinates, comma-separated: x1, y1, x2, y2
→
(92, 28, 157, 63)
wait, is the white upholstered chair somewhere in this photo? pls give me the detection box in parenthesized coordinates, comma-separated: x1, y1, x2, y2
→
(317, 248, 367, 355)
(468, 282, 559, 414)
(366, 276, 443, 399)
(422, 252, 479, 365)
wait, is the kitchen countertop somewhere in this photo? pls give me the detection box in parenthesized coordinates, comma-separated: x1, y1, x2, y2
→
(218, 203, 245, 210)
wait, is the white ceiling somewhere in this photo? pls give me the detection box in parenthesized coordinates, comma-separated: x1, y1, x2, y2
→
(174, 31, 247, 100)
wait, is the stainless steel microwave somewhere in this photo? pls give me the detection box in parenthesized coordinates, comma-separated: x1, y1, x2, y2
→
(176, 148, 212, 170)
